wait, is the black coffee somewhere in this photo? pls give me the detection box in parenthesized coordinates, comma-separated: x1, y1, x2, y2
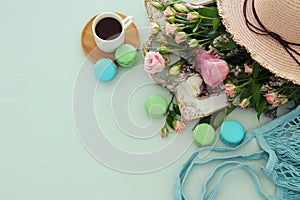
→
(95, 17, 122, 40)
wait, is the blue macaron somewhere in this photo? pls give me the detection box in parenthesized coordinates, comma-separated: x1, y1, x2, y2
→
(220, 120, 245, 146)
(94, 58, 117, 82)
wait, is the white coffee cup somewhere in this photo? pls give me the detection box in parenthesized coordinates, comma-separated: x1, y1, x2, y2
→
(92, 12, 133, 53)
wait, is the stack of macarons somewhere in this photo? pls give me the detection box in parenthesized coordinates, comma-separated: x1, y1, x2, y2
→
(94, 44, 138, 82)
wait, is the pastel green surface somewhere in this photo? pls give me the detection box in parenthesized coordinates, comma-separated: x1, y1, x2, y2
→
(145, 94, 168, 118)
(0, 0, 278, 199)
(115, 44, 138, 67)
(193, 123, 216, 146)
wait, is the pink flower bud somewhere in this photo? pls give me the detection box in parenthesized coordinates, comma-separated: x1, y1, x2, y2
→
(280, 97, 288, 105)
(184, 3, 202, 9)
(164, 23, 177, 35)
(149, 22, 160, 34)
(225, 84, 235, 96)
(187, 12, 199, 21)
(161, 126, 168, 137)
(175, 31, 187, 43)
(244, 64, 253, 75)
(265, 92, 277, 105)
(188, 39, 198, 48)
(163, 6, 175, 17)
(239, 98, 250, 109)
(173, 120, 185, 133)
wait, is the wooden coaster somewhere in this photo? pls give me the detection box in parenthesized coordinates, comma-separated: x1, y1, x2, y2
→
(81, 13, 140, 63)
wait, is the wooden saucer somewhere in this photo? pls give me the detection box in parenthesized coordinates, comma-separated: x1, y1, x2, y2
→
(81, 13, 140, 63)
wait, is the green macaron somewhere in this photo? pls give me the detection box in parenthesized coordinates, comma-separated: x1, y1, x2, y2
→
(193, 123, 216, 146)
(115, 44, 138, 67)
(145, 94, 168, 118)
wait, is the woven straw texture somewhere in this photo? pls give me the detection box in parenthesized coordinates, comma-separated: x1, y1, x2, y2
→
(217, 0, 300, 84)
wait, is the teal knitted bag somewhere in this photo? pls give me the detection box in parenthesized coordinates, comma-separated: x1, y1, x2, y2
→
(174, 106, 300, 200)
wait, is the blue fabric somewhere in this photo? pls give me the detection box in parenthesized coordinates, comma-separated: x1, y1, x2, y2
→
(174, 106, 300, 200)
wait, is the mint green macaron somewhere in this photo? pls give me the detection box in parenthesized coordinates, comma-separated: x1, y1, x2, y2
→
(145, 94, 168, 118)
(193, 123, 216, 146)
(115, 44, 138, 67)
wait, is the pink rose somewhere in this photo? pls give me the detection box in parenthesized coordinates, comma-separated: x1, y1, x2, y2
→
(173, 120, 185, 133)
(197, 50, 229, 88)
(144, 51, 165, 73)
(225, 84, 235, 96)
(197, 49, 216, 65)
(164, 23, 177, 35)
(265, 92, 277, 104)
(244, 64, 253, 75)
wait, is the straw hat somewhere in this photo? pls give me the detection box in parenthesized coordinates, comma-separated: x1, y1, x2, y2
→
(217, 0, 300, 84)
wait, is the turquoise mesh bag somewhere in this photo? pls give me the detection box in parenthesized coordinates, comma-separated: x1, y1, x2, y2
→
(174, 106, 300, 200)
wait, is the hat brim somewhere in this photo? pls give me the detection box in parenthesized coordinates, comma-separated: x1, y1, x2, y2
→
(217, 0, 300, 84)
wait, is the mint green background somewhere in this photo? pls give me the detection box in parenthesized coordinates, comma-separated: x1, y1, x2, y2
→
(0, 0, 279, 199)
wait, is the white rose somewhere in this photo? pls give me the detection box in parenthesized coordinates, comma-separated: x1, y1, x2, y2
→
(185, 74, 203, 96)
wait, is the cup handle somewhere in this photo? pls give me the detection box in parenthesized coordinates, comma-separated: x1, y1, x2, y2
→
(123, 16, 134, 30)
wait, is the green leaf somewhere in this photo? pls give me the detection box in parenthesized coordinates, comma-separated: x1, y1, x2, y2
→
(173, 104, 181, 115)
(192, 115, 211, 131)
(198, 115, 211, 124)
(256, 98, 267, 120)
(198, 7, 219, 18)
(166, 115, 174, 129)
(225, 104, 236, 115)
(168, 110, 177, 118)
(193, 19, 202, 33)
(212, 111, 226, 127)
(251, 83, 261, 105)
(240, 86, 252, 100)
(208, 30, 218, 39)
(212, 18, 220, 30)
(212, 33, 237, 50)
(252, 64, 259, 79)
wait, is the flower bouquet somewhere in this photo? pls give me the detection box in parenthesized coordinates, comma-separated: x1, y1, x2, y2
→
(143, 0, 300, 136)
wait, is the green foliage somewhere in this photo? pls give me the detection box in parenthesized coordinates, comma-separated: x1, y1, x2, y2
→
(198, 7, 219, 18)
(150, 0, 300, 123)
(256, 98, 267, 119)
